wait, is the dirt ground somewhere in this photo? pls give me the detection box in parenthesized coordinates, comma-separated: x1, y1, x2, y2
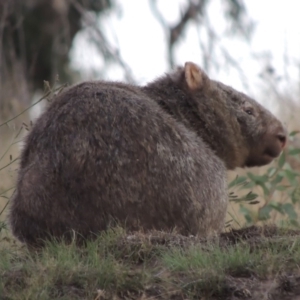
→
(110, 226, 300, 300)
(217, 226, 300, 300)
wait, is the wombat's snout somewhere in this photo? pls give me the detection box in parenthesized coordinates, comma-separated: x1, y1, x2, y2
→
(257, 125, 287, 167)
(276, 128, 287, 149)
(276, 124, 288, 150)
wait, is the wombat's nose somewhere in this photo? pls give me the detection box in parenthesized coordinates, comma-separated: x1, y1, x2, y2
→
(277, 132, 287, 148)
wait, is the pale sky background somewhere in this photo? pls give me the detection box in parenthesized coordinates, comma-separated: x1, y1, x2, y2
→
(70, 0, 300, 114)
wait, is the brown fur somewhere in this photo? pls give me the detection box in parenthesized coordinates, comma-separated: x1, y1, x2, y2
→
(8, 62, 286, 246)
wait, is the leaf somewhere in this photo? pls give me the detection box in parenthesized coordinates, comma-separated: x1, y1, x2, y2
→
(289, 130, 300, 137)
(228, 175, 247, 189)
(291, 187, 300, 204)
(239, 206, 253, 224)
(245, 191, 259, 201)
(288, 148, 300, 156)
(249, 200, 260, 205)
(258, 205, 272, 221)
(247, 172, 268, 184)
(246, 173, 269, 195)
(242, 181, 256, 189)
(284, 169, 299, 186)
(268, 167, 277, 177)
(269, 202, 284, 214)
(277, 152, 286, 169)
(260, 183, 269, 196)
(270, 174, 283, 186)
(275, 185, 290, 191)
(230, 191, 259, 203)
(282, 203, 298, 220)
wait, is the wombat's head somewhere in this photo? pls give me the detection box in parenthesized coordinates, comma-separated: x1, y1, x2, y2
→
(176, 62, 287, 169)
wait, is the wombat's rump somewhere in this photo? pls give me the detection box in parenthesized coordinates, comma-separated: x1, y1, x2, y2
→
(8, 62, 286, 246)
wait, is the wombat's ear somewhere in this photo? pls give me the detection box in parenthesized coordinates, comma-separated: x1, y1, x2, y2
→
(184, 62, 210, 91)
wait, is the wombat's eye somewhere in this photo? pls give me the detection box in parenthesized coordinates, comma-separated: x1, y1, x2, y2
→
(245, 108, 254, 115)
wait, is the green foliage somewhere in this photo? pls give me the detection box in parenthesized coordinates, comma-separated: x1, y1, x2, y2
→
(229, 131, 300, 227)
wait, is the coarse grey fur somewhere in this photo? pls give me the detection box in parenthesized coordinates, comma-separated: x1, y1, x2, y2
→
(8, 62, 286, 246)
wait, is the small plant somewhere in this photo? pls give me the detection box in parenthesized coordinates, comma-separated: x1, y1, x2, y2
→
(229, 131, 300, 227)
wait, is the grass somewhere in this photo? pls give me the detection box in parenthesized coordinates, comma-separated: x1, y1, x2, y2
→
(1, 226, 300, 299)
(0, 228, 146, 299)
(160, 230, 300, 298)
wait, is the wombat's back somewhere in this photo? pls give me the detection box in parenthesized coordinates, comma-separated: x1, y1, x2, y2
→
(9, 81, 227, 246)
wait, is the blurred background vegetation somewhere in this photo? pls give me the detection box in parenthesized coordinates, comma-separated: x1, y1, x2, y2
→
(0, 0, 300, 230)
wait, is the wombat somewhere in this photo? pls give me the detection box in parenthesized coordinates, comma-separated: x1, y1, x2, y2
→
(8, 62, 287, 246)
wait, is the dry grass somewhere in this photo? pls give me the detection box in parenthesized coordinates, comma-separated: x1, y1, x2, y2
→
(0, 125, 22, 221)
